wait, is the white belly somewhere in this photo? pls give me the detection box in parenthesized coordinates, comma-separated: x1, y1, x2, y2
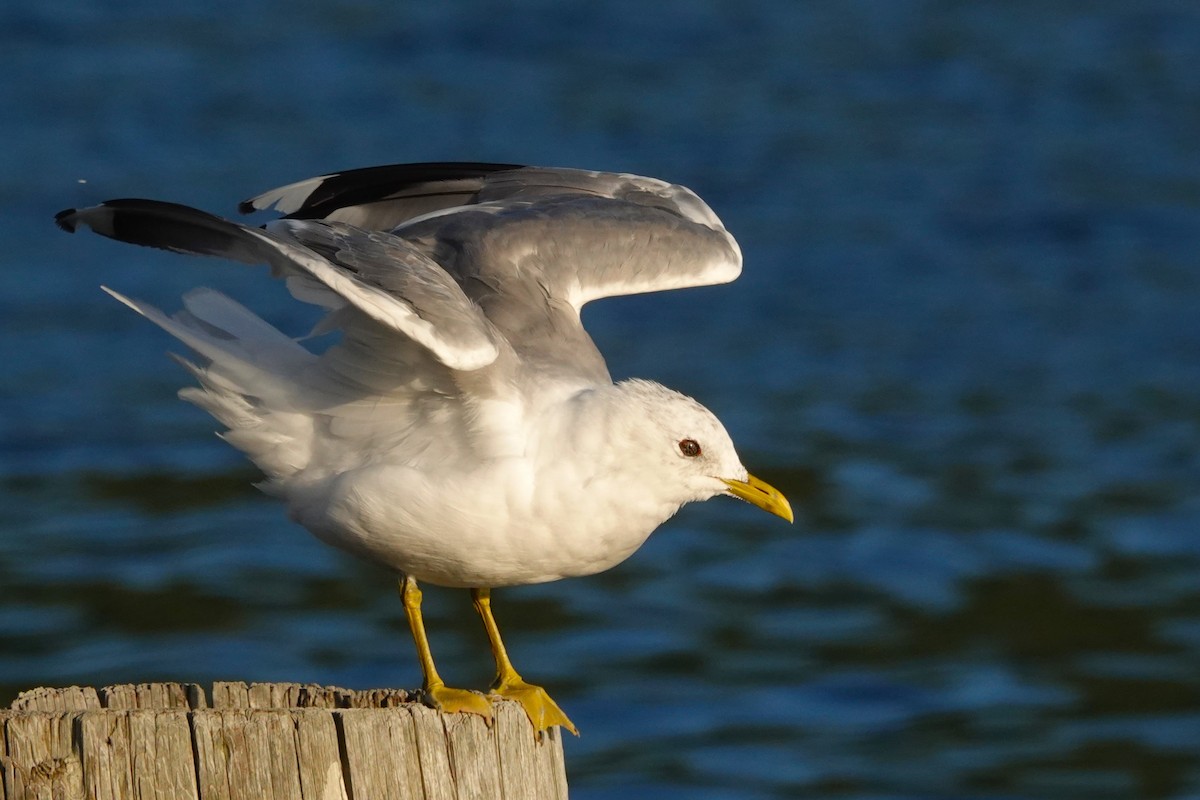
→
(287, 460, 677, 587)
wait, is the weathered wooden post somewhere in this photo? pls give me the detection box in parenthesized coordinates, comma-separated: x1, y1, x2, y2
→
(0, 682, 568, 800)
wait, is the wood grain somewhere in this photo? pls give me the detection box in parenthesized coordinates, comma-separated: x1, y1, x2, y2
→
(1, 683, 568, 799)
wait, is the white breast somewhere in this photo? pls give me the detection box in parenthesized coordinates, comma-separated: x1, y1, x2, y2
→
(287, 456, 676, 588)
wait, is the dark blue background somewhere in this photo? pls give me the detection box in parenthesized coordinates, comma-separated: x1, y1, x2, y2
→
(3, 2, 1199, 798)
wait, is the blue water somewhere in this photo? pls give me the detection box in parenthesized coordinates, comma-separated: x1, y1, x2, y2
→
(4, 2, 1200, 798)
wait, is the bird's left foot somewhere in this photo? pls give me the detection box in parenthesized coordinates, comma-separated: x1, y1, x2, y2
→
(421, 682, 494, 722)
(491, 678, 578, 736)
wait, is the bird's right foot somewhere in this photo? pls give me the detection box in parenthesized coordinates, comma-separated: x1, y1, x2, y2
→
(421, 682, 493, 721)
(491, 677, 578, 737)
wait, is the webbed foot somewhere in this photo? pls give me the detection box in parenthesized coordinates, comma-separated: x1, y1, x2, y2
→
(422, 682, 493, 722)
(492, 678, 577, 736)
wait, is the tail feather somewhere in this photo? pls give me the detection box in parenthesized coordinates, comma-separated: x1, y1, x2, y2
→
(109, 287, 318, 483)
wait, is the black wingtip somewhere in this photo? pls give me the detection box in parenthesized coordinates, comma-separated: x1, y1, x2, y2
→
(242, 161, 527, 220)
(55, 208, 80, 233)
(51, 199, 253, 261)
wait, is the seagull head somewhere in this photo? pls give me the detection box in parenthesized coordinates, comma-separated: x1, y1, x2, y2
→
(605, 380, 793, 523)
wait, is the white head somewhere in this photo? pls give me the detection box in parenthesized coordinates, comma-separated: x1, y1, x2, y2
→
(567, 379, 793, 522)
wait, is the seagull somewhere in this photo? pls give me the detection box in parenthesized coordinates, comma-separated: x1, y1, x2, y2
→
(56, 162, 793, 736)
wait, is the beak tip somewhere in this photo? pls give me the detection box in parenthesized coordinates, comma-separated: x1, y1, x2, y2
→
(722, 474, 794, 524)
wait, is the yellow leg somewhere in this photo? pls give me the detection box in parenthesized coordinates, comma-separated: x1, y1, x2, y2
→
(399, 576, 492, 720)
(471, 587, 578, 736)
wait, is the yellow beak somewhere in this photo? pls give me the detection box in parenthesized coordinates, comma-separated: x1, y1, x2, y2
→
(722, 473, 794, 523)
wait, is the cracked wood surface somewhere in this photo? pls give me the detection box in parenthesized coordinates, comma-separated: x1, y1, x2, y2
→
(0, 682, 568, 800)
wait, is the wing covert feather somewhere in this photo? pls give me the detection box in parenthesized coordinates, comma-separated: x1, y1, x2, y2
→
(57, 200, 500, 371)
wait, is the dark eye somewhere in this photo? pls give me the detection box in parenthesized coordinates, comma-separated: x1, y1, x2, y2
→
(678, 438, 702, 458)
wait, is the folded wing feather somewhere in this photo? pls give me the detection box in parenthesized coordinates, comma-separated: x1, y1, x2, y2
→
(57, 200, 501, 371)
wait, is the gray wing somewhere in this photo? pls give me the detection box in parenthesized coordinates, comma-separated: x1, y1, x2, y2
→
(244, 164, 742, 382)
(244, 163, 743, 311)
(61, 164, 740, 386)
(56, 200, 501, 371)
